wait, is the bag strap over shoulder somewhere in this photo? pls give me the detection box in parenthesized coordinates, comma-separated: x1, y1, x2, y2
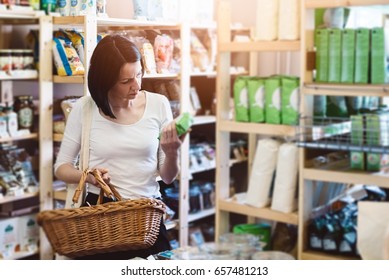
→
(79, 95, 94, 171)
(67, 95, 94, 209)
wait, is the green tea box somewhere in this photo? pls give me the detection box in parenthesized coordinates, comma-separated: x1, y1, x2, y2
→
(341, 29, 356, 83)
(328, 28, 342, 83)
(281, 76, 300, 125)
(350, 115, 365, 170)
(315, 28, 329, 82)
(365, 112, 389, 171)
(265, 76, 281, 124)
(354, 28, 370, 84)
(247, 77, 265, 123)
(233, 76, 250, 122)
(370, 28, 386, 84)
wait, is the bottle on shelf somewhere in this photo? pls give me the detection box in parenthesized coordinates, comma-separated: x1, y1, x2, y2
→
(13, 95, 34, 132)
(4, 105, 18, 137)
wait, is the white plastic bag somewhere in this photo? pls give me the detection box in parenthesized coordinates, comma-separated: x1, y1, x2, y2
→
(357, 201, 389, 259)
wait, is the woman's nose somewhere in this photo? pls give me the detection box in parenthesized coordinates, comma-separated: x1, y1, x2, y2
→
(132, 78, 141, 90)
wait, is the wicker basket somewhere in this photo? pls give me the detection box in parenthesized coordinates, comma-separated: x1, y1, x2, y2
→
(37, 169, 166, 258)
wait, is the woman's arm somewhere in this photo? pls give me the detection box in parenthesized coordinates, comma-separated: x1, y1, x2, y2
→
(158, 120, 181, 184)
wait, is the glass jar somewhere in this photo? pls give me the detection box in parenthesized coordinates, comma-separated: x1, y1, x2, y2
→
(11, 49, 24, 70)
(14, 95, 34, 131)
(0, 49, 12, 72)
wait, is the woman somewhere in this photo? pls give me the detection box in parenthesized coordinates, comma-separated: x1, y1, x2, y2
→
(54, 34, 185, 259)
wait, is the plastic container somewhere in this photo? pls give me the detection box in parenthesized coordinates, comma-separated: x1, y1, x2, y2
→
(252, 251, 295, 260)
(219, 233, 262, 259)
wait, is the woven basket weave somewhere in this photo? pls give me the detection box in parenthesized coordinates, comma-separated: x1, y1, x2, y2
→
(37, 169, 166, 258)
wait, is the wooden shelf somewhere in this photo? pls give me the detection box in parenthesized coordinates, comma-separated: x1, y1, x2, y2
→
(193, 115, 216, 126)
(219, 41, 300, 53)
(188, 207, 215, 223)
(0, 70, 38, 80)
(0, 9, 43, 24)
(303, 83, 389, 97)
(305, 0, 388, 9)
(53, 75, 84, 84)
(218, 120, 296, 136)
(218, 199, 299, 225)
(0, 248, 39, 260)
(97, 17, 180, 29)
(0, 191, 38, 204)
(0, 133, 38, 143)
(53, 15, 86, 25)
(143, 73, 178, 79)
(303, 168, 389, 188)
(301, 250, 360, 260)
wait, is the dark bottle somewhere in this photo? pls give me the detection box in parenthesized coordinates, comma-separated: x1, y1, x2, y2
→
(14, 95, 34, 131)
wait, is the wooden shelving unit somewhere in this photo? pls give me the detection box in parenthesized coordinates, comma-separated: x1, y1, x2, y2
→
(0, 12, 53, 260)
(298, 0, 389, 260)
(215, 0, 301, 245)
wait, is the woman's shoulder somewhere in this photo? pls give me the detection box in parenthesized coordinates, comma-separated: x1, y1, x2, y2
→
(144, 90, 170, 107)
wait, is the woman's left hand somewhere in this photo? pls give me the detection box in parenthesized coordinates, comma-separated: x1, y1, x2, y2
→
(160, 121, 189, 157)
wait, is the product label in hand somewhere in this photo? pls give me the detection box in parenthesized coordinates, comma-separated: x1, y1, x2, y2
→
(159, 112, 193, 139)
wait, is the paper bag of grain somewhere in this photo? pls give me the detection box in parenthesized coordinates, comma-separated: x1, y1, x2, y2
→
(246, 138, 280, 208)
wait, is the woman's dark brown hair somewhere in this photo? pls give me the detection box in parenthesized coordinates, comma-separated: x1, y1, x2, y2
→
(88, 34, 144, 118)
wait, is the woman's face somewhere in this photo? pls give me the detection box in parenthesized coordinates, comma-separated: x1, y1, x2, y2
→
(109, 61, 142, 101)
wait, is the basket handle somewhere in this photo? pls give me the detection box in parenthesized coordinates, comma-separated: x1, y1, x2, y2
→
(72, 169, 123, 204)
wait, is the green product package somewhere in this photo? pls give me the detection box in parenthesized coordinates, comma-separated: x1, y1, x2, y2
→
(265, 77, 281, 124)
(175, 112, 194, 136)
(247, 77, 265, 123)
(281, 76, 300, 125)
(315, 28, 329, 82)
(158, 112, 193, 140)
(350, 115, 365, 170)
(233, 76, 250, 122)
(354, 28, 370, 84)
(233, 223, 271, 250)
(341, 29, 356, 83)
(370, 28, 386, 84)
(328, 28, 342, 83)
(365, 112, 389, 171)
